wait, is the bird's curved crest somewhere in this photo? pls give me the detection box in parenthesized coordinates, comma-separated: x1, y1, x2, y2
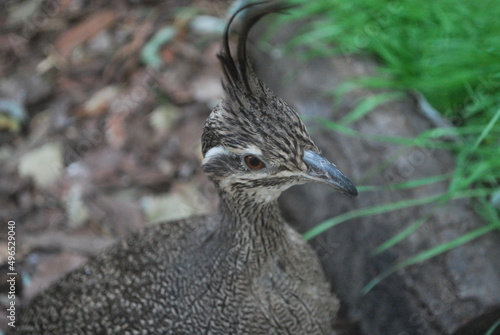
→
(217, 1, 294, 93)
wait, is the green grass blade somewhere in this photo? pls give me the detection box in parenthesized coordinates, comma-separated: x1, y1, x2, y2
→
(485, 318, 500, 335)
(305, 188, 495, 240)
(473, 107, 500, 148)
(475, 197, 500, 228)
(340, 92, 403, 125)
(304, 193, 445, 240)
(362, 224, 497, 294)
(371, 215, 431, 256)
(354, 173, 451, 193)
(315, 118, 461, 150)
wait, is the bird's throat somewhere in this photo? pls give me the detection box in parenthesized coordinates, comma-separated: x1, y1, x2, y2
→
(217, 191, 288, 261)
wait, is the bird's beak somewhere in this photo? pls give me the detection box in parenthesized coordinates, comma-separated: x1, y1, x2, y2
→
(303, 150, 358, 197)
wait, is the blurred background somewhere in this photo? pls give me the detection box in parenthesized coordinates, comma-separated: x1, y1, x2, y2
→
(1, 0, 499, 334)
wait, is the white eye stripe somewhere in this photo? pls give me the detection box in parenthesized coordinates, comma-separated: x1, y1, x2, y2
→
(203, 146, 265, 162)
(202, 146, 231, 165)
(204, 146, 229, 159)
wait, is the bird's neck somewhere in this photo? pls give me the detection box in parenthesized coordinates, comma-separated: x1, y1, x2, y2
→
(216, 186, 288, 264)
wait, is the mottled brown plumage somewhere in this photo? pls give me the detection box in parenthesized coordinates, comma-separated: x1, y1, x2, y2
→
(15, 2, 357, 334)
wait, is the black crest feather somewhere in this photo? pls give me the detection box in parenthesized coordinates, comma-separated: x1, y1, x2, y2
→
(218, 1, 294, 93)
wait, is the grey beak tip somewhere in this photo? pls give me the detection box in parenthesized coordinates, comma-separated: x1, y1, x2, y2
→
(344, 183, 359, 197)
(303, 150, 358, 197)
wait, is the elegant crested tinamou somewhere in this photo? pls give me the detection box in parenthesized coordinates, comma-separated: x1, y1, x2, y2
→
(15, 2, 357, 334)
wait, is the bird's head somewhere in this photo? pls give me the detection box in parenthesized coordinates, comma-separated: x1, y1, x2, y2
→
(202, 1, 357, 204)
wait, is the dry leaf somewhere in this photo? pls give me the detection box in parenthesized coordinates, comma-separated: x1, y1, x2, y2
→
(55, 11, 117, 60)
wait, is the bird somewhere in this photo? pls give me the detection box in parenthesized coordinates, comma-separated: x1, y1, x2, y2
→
(15, 2, 358, 334)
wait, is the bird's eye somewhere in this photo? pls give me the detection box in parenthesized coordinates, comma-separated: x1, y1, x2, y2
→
(244, 155, 266, 170)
